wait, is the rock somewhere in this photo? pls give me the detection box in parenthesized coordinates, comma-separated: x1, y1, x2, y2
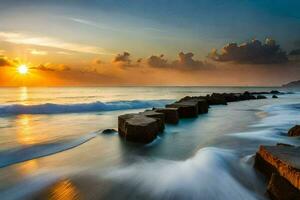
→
(272, 95, 278, 98)
(270, 90, 280, 94)
(288, 125, 300, 137)
(222, 93, 239, 102)
(254, 145, 300, 198)
(251, 91, 270, 95)
(238, 91, 256, 100)
(206, 93, 227, 105)
(102, 129, 117, 134)
(154, 108, 179, 124)
(179, 97, 209, 114)
(277, 143, 295, 147)
(118, 113, 160, 143)
(140, 110, 165, 131)
(267, 173, 300, 200)
(166, 100, 198, 118)
(256, 95, 267, 99)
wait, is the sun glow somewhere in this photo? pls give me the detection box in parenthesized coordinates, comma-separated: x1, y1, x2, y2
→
(18, 64, 28, 74)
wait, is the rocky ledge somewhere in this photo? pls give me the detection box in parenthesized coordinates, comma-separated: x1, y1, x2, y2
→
(254, 145, 300, 200)
(118, 90, 277, 144)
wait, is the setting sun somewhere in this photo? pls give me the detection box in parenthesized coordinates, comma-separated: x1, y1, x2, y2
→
(18, 65, 28, 75)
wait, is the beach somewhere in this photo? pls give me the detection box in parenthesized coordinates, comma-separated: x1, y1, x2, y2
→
(0, 86, 300, 200)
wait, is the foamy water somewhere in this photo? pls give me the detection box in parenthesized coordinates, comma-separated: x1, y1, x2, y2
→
(0, 87, 299, 200)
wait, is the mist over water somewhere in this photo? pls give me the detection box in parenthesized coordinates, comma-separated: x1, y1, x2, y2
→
(0, 87, 299, 200)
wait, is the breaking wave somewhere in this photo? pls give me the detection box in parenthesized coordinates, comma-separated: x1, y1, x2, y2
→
(0, 99, 173, 115)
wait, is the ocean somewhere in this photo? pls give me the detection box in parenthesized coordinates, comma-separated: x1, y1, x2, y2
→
(0, 86, 299, 200)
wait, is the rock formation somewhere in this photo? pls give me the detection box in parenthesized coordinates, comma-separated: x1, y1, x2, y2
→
(288, 125, 300, 137)
(254, 145, 300, 200)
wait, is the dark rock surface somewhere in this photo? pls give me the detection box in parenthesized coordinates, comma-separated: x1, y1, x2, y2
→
(140, 110, 165, 131)
(102, 129, 117, 134)
(206, 93, 227, 105)
(178, 97, 209, 114)
(118, 113, 160, 143)
(272, 95, 278, 98)
(154, 108, 179, 124)
(270, 90, 280, 94)
(288, 125, 300, 137)
(267, 173, 300, 200)
(254, 145, 300, 199)
(166, 101, 199, 118)
(256, 95, 267, 99)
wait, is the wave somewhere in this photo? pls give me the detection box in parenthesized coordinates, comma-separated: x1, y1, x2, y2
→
(0, 99, 173, 115)
(253, 103, 300, 128)
(0, 133, 96, 168)
(102, 147, 265, 200)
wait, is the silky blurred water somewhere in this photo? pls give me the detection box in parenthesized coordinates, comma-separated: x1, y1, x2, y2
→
(0, 87, 299, 200)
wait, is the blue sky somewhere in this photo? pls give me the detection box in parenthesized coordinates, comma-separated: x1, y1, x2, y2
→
(0, 0, 299, 86)
(1, 0, 300, 59)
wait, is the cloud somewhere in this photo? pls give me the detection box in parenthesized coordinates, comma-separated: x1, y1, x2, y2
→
(0, 32, 109, 55)
(32, 63, 71, 72)
(147, 54, 169, 68)
(147, 52, 214, 70)
(56, 51, 72, 55)
(93, 58, 103, 65)
(0, 56, 12, 67)
(113, 52, 131, 66)
(209, 38, 288, 64)
(33, 64, 55, 71)
(28, 48, 48, 56)
(172, 52, 204, 68)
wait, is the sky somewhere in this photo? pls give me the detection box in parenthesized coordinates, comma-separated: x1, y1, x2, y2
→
(0, 0, 300, 86)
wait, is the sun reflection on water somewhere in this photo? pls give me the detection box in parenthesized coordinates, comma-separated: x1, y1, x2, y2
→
(16, 159, 38, 176)
(48, 179, 80, 200)
(19, 87, 28, 103)
(16, 115, 48, 145)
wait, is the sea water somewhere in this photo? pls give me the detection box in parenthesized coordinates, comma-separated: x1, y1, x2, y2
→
(0, 87, 299, 200)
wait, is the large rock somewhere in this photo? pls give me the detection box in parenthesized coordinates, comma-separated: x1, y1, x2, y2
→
(140, 110, 165, 131)
(166, 100, 198, 118)
(154, 108, 179, 124)
(240, 91, 256, 100)
(270, 90, 281, 94)
(272, 95, 278, 99)
(222, 93, 239, 102)
(206, 93, 227, 105)
(179, 97, 209, 114)
(267, 173, 300, 200)
(256, 95, 267, 99)
(118, 113, 160, 143)
(288, 125, 300, 137)
(254, 145, 300, 199)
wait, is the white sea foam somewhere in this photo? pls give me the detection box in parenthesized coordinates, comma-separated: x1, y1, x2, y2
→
(0, 99, 172, 115)
(103, 147, 264, 200)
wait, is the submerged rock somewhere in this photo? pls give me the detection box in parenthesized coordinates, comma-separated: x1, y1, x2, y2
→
(272, 95, 278, 98)
(254, 145, 300, 199)
(166, 100, 199, 118)
(154, 108, 179, 124)
(256, 95, 267, 99)
(102, 129, 117, 134)
(118, 113, 160, 143)
(288, 125, 300, 137)
(270, 90, 281, 94)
